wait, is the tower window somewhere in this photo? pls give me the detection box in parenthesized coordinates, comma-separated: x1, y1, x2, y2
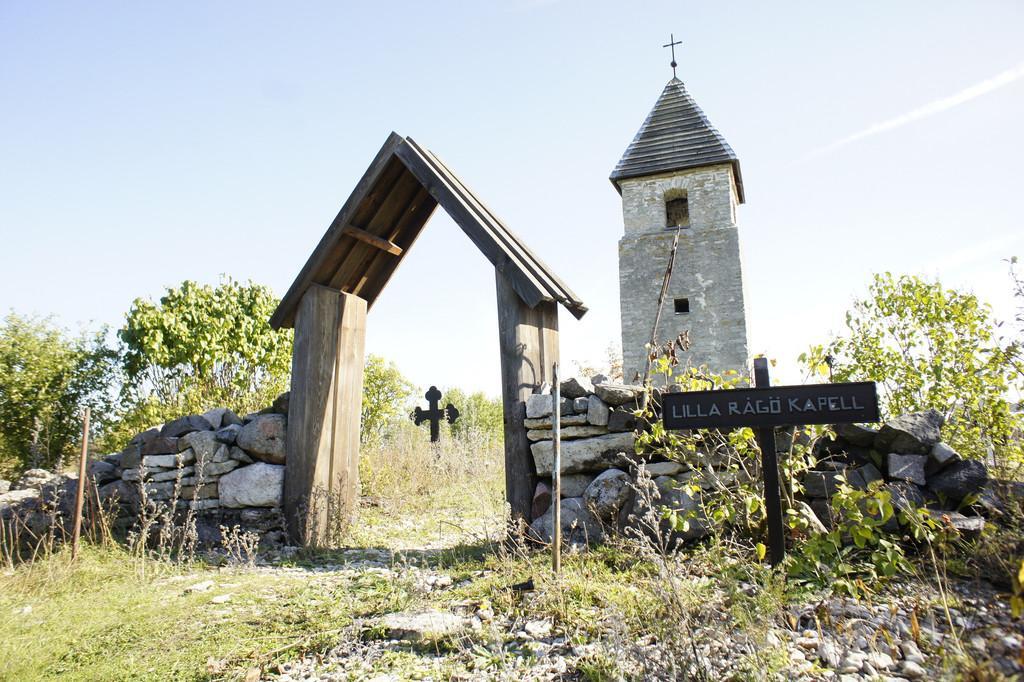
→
(674, 297, 690, 314)
(666, 197, 690, 228)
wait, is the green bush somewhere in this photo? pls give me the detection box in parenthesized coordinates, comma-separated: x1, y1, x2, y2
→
(361, 355, 414, 446)
(443, 388, 503, 445)
(0, 313, 117, 476)
(115, 278, 293, 441)
(803, 273, 1022, 465)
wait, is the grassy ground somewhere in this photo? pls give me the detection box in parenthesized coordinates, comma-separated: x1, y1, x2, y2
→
(0, 431, 1019, 680)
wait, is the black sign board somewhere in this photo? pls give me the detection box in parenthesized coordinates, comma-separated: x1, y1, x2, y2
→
(663, 382, 879, 431)
(663, 359, 880, 567)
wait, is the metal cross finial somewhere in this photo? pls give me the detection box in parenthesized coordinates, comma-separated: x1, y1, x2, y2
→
(663, 33, 682, 78)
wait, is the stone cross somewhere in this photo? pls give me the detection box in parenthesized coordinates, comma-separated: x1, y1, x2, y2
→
(412, 386, 460, 443)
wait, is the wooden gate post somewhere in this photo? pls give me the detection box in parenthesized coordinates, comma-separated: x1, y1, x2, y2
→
(496, 270, 559, 534)
(284, 284, 367, 546)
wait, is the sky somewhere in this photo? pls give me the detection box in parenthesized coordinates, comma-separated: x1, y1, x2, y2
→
(1, 2, 1022, 398)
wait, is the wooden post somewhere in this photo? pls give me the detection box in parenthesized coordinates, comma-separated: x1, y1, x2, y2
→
(71, 407, 90, 560)
(284, 284, 367, 546)
(753, 358, 786, 566)
(496, 270, 559, 534)
(551, 363, 561, 574)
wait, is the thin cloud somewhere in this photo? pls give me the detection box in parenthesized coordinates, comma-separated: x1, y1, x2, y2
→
(797, 61, 1024, 162)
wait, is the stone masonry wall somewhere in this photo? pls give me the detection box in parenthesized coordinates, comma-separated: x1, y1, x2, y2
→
(617, 164, 749, 382)
(0, 397, 292, 551)
(523, 376, 731, 548)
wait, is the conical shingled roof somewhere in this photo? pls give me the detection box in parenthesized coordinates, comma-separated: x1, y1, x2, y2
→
(610, 78, 744, 203)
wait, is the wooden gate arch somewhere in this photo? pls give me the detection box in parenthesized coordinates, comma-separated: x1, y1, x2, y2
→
(269, 132, 587, 545)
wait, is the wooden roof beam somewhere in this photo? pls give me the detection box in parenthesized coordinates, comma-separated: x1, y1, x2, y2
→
(341, 225, 403, 256)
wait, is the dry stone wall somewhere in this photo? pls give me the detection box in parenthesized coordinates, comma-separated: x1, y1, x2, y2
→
(804, 408, 1007, 538)
(525, 376, 732, 547)
(0, 395, 293, 551)
(524, 379, 1017, 552)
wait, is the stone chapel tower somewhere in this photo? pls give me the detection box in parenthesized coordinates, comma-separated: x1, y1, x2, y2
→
(611, 76, 749, 382)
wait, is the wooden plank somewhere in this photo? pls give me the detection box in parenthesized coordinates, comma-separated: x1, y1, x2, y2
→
(327, 170, 423, 292)
(270, 132, 404, 329)
(496, 269, 559, 535)
(413, 140, 588, 318)
(394, 140, 550, 310)
(356, 186, 438, 303)
(341, 225, 403, 256)
(309, 156, 409, 286)
(283, 284, 366, 546)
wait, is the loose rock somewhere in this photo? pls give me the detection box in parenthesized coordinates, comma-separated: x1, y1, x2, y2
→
(161, 415, 214, 438)
(583, 468, 634, 524)
(559, 377, 593, 399)
(887, 453, 927, 486)
(531, 432, 637, 476)
(218, 463, 284, 508)
(874, 409, 943, 455)
(593, 383, 645, 407)
(927, 459, 988, 502)
(237, 415, 287, 464)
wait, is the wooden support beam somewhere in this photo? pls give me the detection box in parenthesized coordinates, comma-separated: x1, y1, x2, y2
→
(341, 224, 404, 256)
(496, 270, 559, 535)
(284, 285, 366, 546)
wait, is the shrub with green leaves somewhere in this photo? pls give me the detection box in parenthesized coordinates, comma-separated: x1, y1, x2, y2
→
(116, 278, 293, 436)
(442, 388, 503, 444)
(0, 313, 117, 476)
(361, 355, 414, 446)
(803, 273, 1022, 466)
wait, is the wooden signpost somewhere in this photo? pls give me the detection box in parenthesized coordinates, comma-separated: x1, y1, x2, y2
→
(662, 358, 879, 565)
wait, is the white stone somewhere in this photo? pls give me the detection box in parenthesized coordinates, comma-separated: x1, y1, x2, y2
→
(592, 383, 644, 406)
(527, 425, 609, 442)
(236, 414, 286, 464)
(529, 497, 604, 546)
(149, 466, 194, 482)
(524, 414, 587, 429)
(583, 469, 633, 522)
(218, 463, 284, 508)
(199, 460, 239, 477)
(559, 474, 595, 498)
(375, 611, 468, 642)
(179, 430, 221, 464)
(531, 432, 636, 476)
(645, 461, 686, 476)
(142, 451, 194, 468)
(901, 661, 926, 679)
(587, 395, 610, 426)
(525, 394, 570, 419)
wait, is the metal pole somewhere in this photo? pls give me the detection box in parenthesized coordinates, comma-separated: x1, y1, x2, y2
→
(752, 359, 785, 566)
(71, 407, 90, 560)
(552, 363, 561, 575)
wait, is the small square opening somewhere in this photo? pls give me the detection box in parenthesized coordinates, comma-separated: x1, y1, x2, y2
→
(666, 197, 690, 228)
(674, 297, 690, 314)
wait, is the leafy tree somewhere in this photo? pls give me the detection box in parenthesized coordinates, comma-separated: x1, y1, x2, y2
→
(117, 278, 292, 435)
(0, 314, 117, 476)
(443, 388, 504, 444)
(803, 273, 1021, 464)
(361, 355, 414, 445)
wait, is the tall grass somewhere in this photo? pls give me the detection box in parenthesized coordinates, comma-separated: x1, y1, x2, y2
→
(356, 421, 506, 547)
